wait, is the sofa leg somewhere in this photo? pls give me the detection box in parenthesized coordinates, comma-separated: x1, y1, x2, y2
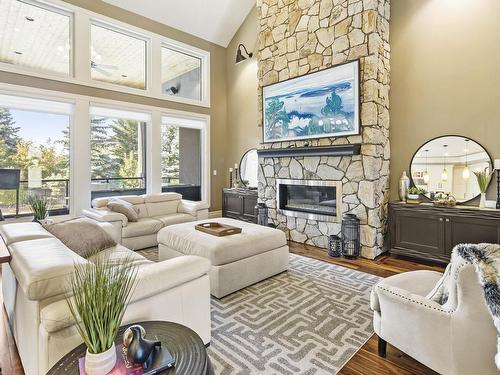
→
(377, 336, 387, 358)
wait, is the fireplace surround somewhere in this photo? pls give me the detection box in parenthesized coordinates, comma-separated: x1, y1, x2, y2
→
(277, 179, 342, 222)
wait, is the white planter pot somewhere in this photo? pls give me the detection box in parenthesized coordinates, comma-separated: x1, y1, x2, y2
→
(407, 194, 420, 200)
(85, 345, 116, 375)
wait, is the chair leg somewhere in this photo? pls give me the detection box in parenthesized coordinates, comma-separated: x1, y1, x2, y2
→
(377, 336, 387, 358)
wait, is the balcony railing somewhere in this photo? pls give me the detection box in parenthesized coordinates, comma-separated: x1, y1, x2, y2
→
(0, 175, 201, 218)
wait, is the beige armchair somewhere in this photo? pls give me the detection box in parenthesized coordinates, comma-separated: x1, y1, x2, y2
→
(371, 255, 498, 375)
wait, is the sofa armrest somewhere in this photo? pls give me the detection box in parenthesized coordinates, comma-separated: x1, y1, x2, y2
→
(178, 200, 209, 219)
(82, 208, 128, 227)
(132, 255, 210, 302)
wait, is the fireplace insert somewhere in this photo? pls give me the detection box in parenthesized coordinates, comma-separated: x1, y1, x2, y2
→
(276, 179, 342, 222)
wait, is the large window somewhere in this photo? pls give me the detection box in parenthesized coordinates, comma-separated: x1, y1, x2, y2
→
(90, 23, 147, 90)
(161, 118, 202, 201)
(161, 46, 202, 101)
(0, 95, 71, 217)
(0, 0, 71, 76)
(90, 107, 149, 198)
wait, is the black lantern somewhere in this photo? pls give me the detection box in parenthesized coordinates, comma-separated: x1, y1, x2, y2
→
(328, 235, 342, 257)
(254, 203, 268, 226)
(341, 214, 360, 258)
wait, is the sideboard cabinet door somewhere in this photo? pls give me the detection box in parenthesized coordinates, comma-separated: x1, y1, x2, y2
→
(393, 209, 446, 258)
(445, 216, 500, 253)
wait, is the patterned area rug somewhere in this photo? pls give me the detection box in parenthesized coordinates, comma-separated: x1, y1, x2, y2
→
(137, 248, 380, 375)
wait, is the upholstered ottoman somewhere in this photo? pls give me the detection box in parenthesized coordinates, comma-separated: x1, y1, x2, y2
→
(158, 218, 289, 298)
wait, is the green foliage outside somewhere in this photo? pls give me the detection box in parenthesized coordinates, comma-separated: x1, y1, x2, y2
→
(0, 108, 182, 214)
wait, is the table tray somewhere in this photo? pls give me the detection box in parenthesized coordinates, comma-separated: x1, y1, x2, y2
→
(195, 222, 242, 237)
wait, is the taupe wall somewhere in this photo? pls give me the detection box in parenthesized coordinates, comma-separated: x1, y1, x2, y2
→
(0, 0, 228, 211)
(226, 0, 500, 202)
(225, 7, 259, 169)
(390, 0, 500, 201)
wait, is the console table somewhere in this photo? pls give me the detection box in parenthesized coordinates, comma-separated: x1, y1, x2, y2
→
(47, 321, 213, 375)
(389, 202, 500, 265)
(222, 188, 258, 223)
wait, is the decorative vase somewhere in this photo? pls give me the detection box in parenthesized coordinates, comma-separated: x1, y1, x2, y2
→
(479, 193, 487, 209)
(85, 345, 116, 375)
(399, 171, 410, 202)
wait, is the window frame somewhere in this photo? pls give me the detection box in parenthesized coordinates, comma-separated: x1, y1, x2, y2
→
(0, 91, 75, 218)
(0, 0, 211, 108)
(160, 41, 208, 104)
(89, 19, 150, 92)
(0, 0, 75, 78)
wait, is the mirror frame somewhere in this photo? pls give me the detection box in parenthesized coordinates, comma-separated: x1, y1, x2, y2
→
(239, 148, 258, 189)
(409, 134, 493, 205)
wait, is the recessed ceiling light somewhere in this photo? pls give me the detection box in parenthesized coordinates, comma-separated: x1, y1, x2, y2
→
(14, 28, 20, 32)
(13, 51, 23, 55)
(25, 16, 35, 21)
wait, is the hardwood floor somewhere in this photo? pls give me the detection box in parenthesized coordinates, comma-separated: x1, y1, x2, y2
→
(0, 242, 443, 375)
(289, 241, 442, 375)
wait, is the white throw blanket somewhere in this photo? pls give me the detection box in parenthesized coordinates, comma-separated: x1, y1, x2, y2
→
(455, 243, 500, 369)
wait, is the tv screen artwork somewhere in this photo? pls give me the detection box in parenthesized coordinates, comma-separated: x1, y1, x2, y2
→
(262, 60, 360, 143)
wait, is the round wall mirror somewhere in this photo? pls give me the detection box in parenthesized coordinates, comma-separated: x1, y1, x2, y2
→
(410, 135, 492, 203)
(239, 149, 258, 188)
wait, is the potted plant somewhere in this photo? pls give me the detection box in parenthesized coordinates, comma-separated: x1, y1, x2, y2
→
(26, 194, 49, 223)
(67, 254, 138, 375)
(473, 167, 493, 208)
(407, 187, 424, 200)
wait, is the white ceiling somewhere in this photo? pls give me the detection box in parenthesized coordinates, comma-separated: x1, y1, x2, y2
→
(102, 0, 255, 47)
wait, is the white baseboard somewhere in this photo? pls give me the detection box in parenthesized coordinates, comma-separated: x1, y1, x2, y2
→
(208, 210, 222, 218)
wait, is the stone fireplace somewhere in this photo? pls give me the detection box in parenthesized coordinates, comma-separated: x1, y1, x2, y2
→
(277, 179, 342, 222)
(257, 0, 391, 259)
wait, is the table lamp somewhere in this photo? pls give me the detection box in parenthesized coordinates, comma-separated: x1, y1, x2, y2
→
(495, 159, 500, 209)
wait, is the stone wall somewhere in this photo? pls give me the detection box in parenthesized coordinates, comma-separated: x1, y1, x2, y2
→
(257, 0, 391, 258)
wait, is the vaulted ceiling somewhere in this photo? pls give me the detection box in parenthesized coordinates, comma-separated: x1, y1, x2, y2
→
(102, 0, 255, 47)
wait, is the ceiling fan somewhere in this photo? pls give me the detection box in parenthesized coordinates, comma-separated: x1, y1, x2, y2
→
(90, 60, 119, 76)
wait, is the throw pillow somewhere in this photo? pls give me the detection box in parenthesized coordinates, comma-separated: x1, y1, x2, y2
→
(43, 217, 116, 258)
(426, 263, 452, 305)
(107, 198, 139, 222)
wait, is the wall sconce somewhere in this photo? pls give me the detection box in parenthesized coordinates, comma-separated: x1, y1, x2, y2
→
(495, 159, 500, 209)
(235, 43, 253, 64)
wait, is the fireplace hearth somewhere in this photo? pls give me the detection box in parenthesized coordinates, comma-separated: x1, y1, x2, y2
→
(276, 179, 342, 222)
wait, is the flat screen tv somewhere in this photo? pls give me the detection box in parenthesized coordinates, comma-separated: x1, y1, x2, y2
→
(0, 169, 21, 190)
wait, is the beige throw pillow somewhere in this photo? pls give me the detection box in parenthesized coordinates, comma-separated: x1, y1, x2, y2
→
(107, 198, 139, 222)
(43, 217, 116, 258)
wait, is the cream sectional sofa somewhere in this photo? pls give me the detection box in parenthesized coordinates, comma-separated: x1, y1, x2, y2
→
(82, 193, 209, 250)
(0, 222, 211, 375)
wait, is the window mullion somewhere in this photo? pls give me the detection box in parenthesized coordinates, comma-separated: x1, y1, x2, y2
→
(74, 12, 91, 81)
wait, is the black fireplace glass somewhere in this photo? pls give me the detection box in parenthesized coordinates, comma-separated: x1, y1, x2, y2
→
(279, 184, 337, 216)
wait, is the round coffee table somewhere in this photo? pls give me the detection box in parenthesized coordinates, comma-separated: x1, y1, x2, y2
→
(47, 321, 213, 375)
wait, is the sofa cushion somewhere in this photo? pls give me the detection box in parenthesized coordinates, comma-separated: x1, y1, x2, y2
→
(89, 244, 151, 267)
(142, 193, 182, 203)
(43, 218, 116, 258)
(157, 218, 288, 266)
(135, 203, 149, 219)
(107, 198, 139, 222)
(92, 195, 145, 209)
(9, 237, 87, 300)
(154, 213, 194, 227)
(146, 200, 180, 217)
(122, 218, 164, 238)
(0, 222, 54, 246)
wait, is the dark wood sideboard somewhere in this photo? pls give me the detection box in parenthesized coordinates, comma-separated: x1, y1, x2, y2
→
(389, 202, 500, 266)
(222, 188, 258, 223)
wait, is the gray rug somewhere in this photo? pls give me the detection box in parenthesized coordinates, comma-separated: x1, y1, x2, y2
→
(137, 249, 380, 375)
